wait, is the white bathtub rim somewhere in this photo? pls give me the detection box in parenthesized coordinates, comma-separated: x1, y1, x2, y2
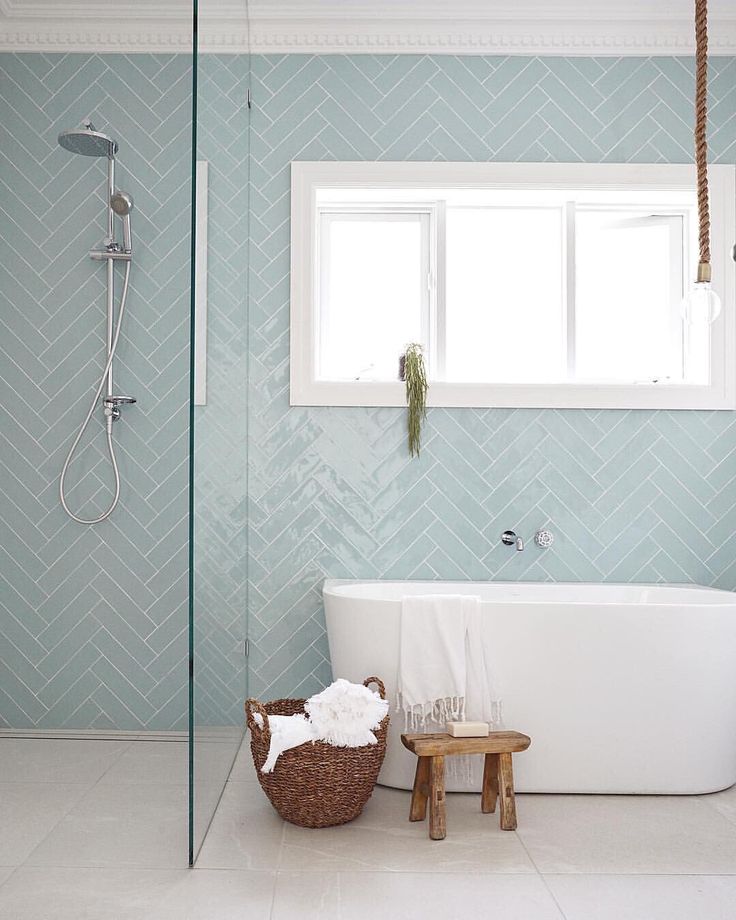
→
(323, 578, 736, 607)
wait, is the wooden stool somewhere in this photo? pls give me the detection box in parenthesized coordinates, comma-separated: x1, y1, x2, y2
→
(400, 731, 531, 840)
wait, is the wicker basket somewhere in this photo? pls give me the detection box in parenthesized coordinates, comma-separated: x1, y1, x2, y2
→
(245, 676, 389, 828)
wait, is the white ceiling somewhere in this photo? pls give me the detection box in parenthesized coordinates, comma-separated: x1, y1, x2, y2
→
(1, 0, 736, 54)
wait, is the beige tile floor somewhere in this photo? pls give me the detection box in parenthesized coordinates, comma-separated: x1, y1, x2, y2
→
(2, 737, 736, 919)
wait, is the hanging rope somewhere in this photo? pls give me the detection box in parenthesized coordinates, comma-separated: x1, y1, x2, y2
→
(695, 0, 711, 272)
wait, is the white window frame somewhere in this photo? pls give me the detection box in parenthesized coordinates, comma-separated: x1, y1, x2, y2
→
(290, 161, 736, 410)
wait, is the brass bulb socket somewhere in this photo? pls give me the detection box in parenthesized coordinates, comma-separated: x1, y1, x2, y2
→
(697, 262, 712, 283)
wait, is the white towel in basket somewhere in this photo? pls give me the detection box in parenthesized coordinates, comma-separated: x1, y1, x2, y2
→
(255, 679, 389, 773)
(305, 678, 389, 747)
(254, 712, 318, 773)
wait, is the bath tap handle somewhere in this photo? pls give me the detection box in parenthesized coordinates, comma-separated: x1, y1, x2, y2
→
(501, 531, 524, 551)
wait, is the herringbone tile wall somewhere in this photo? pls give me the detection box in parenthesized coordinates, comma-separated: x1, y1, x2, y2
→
(248, 54, 736, 703)
(3, 52, 736, 730)
(0, 53, 193, 730)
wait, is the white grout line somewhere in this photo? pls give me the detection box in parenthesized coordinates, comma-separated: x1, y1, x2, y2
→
(15, 780, 99, 869)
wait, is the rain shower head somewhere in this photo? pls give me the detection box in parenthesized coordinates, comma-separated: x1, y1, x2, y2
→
(58, 122, 118, 158)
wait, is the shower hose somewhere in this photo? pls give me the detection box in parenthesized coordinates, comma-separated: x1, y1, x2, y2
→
(59, 261, 131, 524)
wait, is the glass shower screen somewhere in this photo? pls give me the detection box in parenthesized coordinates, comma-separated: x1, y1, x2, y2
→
(189, 0, 251, 863)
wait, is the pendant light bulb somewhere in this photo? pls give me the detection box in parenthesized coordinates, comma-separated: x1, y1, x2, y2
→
(681, 281, 721, 325)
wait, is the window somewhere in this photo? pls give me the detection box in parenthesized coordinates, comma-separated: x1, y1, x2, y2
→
(291, 162, 736, 409)
(318, 210, 430, 381)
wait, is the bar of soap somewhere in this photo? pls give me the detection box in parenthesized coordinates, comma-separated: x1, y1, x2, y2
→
(446, 721, 489, 737)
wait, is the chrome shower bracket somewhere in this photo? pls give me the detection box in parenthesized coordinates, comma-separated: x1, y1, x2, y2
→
(103, 395, 137, 422)
(90, 243, 131, 262)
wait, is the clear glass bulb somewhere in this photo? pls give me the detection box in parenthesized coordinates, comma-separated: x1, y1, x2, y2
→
(681, 281, 722, 325)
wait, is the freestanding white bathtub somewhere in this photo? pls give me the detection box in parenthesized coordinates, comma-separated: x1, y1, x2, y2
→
(324, 580, 736, 794)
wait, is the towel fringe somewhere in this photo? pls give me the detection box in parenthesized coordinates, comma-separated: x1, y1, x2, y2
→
(397, 696, 505, 783)
(397, 693, 467, 732)
(398, 696, 504, 735)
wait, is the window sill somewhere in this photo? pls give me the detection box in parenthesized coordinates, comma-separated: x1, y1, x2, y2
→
(290, 379, 736, 410)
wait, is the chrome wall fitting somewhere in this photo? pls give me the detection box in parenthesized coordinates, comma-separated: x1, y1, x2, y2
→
(535, 530, 554, 548)
(103, 396, 137, 423)
(501, 530, 524, 551)
(90, 245, 132, 262)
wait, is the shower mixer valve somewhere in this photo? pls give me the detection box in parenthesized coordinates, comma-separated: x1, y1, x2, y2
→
(501, 529, 555, 551)
(103, 395, 137, 421)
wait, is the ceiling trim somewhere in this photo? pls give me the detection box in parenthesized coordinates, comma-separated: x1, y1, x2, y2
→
(2, 2, 736, 55)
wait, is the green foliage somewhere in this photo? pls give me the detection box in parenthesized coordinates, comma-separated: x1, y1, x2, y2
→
(403, 343, 428, 458)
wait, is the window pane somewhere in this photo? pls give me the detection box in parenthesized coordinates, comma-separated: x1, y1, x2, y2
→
(575, 211, 684, 382)
(445, 208, 564, 383)
(319, 214, 425, 381)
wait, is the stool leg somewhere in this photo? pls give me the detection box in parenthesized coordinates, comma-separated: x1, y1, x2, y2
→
(481, 752, 499, 814)
(429, 756, 446, 840)
(409, 756, 430, 822)
(498, 752, 517, 831)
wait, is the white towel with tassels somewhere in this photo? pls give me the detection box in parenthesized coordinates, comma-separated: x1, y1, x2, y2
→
(397, 594, 470, 729)
(397, 594, 502, 737)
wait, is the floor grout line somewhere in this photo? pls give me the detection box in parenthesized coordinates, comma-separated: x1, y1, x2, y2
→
(536, 872, 572, 920)
(513, 825, 570, 920)
(267, 869, 279, 920)
(16, 782, 97, 869)
(191, 733, 246, 865)
(88, 740, 137, 787)
(0, 866, 20, 892)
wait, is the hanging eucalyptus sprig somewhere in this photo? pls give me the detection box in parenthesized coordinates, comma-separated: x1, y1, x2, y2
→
(401, 343, 428, 458)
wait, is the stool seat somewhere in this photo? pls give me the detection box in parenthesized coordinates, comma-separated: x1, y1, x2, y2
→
(401, 731, 530, 757)
(400, 730, 531, 840)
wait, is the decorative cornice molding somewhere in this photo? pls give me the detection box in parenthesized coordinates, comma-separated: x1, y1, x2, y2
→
(2, 1, 736, 55)
(242, 22, 736, 56)
(0, 28, 196, 52)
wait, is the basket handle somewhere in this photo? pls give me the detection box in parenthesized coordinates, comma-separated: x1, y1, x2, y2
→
(245, 698, 271, 746)
(363, 676, 386, 700)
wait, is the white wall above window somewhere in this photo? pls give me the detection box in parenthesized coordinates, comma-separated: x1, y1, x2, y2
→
(290, 161, 736, 410)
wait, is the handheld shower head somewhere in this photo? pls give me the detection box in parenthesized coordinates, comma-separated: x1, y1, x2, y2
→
(111, 191, 134, 252)
(110, 190, 133, 216)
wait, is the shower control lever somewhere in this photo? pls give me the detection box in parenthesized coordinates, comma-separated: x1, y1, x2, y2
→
(103, 395, 136, 421)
